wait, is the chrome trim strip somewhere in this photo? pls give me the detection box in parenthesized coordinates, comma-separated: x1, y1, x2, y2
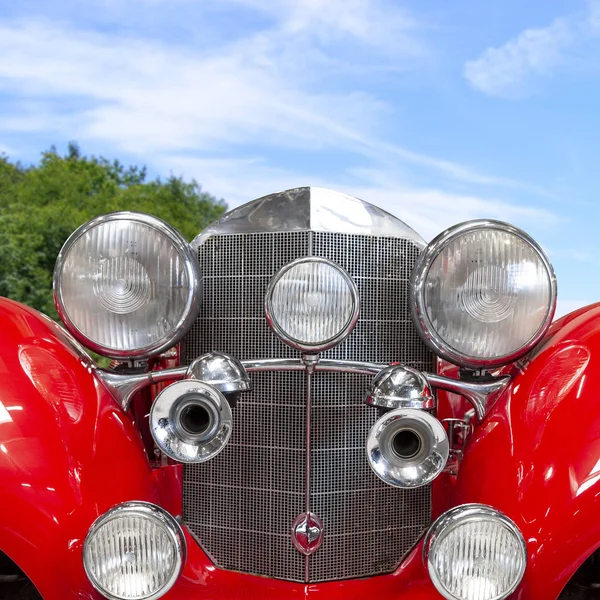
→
(410, 219, 557, 369)
(191, 187, 426, 250)
(423, 504, 527, 600)
(95, 359, 509, 421)
(304, 368, 312, 581)
(83, 501, 186, 600)
(264, 257, 360, 353)
(54, 211, 202, 360)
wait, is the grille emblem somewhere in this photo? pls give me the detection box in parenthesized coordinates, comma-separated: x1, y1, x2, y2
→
(292, 512, 323, 556)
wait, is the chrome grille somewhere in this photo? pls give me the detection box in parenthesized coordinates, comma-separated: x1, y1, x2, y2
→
(183, 231, 435, 583)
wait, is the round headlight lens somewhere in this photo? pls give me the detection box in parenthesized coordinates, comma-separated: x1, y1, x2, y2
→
(54, 212, 201, 359)
(265, 257, 359, 352)
(425, 504, 526, 600)
(411, 220, 556, 368)
(83, 502, 185, 600)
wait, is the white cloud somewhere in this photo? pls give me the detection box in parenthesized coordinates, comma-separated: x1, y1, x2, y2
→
(0, 17, 409, 154)
(464, 2, 600, 98)
(164, 154, 558, 242)
(231, 0, 423, 54)
(0, 15, 544, 193)
(0, 7, 557, 241)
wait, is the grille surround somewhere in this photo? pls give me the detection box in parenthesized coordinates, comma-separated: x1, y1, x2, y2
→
(182, 230, 435, 583)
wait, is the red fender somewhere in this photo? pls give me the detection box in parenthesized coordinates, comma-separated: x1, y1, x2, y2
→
(454, 303, 600, 599)
(0, 298, 159, 599)
(6, 295, 600, 599)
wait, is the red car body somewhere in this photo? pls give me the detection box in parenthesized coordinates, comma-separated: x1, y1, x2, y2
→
(1, 294, 599, 599)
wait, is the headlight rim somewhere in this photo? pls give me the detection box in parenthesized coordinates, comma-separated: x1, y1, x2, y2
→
(53, 211, 202, 360)
(410, 219, 557, 369)
(264, 256, 360, 353)
(423, 503, 527, 600)
(83, 500, 187, 600)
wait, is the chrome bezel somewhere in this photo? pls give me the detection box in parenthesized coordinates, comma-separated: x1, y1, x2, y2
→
(264, 257, 360, 353)
(83, 501, 186, 600)
(423, 504, 527, 600)
(53, 211, 202, 360)
(410, 219, 557, 369)
(150, 380, 232, 463)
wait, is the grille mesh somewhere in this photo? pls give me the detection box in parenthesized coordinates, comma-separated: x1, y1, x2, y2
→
(183, 231, 435, 583)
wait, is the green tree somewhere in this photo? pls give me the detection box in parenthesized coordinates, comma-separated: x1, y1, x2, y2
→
(0, 143, 226, 318)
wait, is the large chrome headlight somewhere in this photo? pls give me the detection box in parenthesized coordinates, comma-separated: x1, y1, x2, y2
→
(265, 257, 359, 352)
(410, 220, 556, 368)
(424, 504, 527, 600)
(83, 501, 186, 600)
(54, 212, 201, 359)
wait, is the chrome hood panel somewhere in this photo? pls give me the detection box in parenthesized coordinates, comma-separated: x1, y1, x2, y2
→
(191, 187, 425, 249)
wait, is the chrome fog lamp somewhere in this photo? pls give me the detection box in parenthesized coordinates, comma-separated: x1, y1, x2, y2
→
(366, 365, 435, 410)
(366, 408, 448, 488)
(424, 504, 527, 600)
(54, 212, 201, 359)
(265, 257, 359, 353)
(410, 220, 556, 369)
(150, 380, 232, 463)
(83, 501, 185, 600)
(187, 352, 251, 394)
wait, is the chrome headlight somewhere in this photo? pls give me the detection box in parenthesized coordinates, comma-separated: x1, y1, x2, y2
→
(410, 220, 556, 368)
(265, 257, 359, 352)
(54, 212, 201, 359)
(83, 502, 186, 600)
(424, 504, 527, 600)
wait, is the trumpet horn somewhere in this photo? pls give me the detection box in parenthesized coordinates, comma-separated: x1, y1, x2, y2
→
(150, 380, 232, 463)
(366, 408, 448, 488)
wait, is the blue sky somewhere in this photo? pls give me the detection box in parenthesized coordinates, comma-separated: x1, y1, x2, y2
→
(0, 0, 599, 317)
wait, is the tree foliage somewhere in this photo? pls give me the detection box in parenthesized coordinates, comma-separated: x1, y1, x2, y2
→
(0, 143, 226, 318)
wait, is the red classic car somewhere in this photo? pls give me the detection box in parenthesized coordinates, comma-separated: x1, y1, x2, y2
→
(0, 187, 596, 600)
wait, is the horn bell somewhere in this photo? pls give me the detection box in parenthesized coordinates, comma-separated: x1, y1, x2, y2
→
(150, 380, 232, 463)
(366, 408, 448, 488)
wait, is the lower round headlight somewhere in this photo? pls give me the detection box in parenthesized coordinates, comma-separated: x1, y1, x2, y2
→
(424, 504, 526, 600)
(410, 220, 556, 368)
(265, 257, 359, 353)
(83, 502, 186, 600)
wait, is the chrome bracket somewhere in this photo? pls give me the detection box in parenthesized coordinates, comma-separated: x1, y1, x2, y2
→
(441, 418, 472, 475)
(93, 356, 510, 421)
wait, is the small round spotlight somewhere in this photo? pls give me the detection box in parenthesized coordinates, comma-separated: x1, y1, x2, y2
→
(265, 257, 359, 353)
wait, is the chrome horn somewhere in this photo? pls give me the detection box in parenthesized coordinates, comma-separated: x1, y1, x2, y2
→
(366, 408, 449, 488)
(150, 380, 232, 463)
